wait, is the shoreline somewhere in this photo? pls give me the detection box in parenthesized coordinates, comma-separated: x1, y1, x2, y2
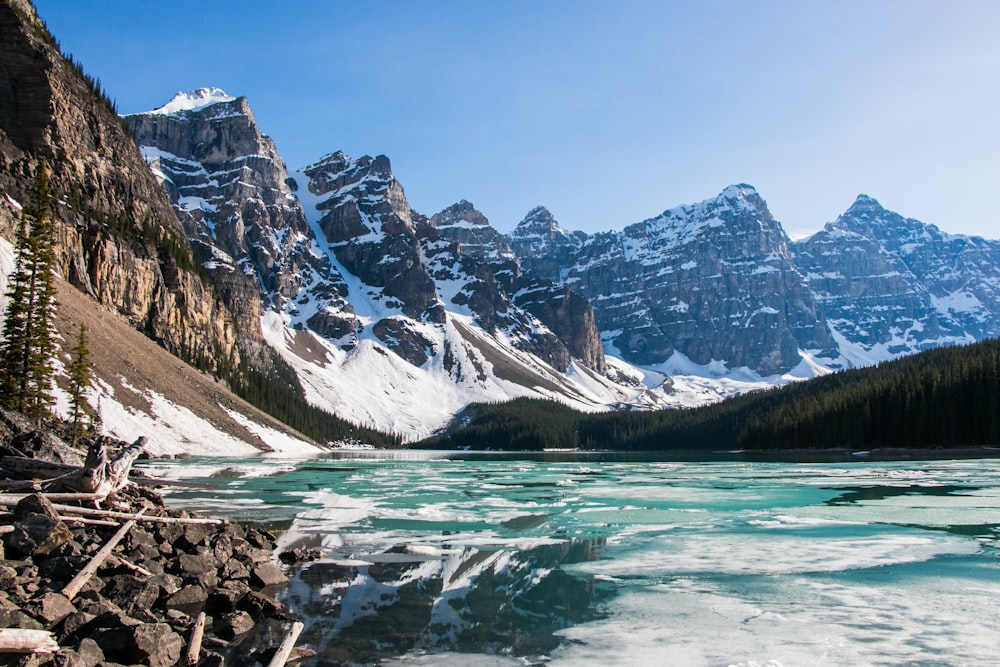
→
(0, 413, 310, 667)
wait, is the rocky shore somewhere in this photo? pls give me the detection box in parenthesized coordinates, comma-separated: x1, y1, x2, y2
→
(0, 412, 310, 667)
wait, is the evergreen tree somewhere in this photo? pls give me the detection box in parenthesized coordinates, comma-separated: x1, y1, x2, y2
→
(0, 160, 59, 422)
(67, 323, 93, 444)
(90, 396, 104, 436)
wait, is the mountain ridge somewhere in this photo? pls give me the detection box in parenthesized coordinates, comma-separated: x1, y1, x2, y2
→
(115, 86, 1000, 437)
(4, 19, 1000, 447)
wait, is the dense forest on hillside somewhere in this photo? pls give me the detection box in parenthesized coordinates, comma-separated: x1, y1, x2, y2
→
(418, 338, 1000, 451)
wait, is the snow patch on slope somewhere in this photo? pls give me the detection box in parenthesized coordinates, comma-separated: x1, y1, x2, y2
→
(0, 235, 13, 327)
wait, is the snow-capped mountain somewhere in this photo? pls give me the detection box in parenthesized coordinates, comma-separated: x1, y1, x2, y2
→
(127, 92, 671, 439)
(512, 187, 1000, 378)
(124, 89, 339, 322)
(791, 194, 1000, 365)
(124, 89, 1000, 440)
(429, 201, 605, 373)
(511, 185, 837, 376)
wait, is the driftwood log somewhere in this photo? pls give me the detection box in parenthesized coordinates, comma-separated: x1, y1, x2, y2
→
(0, 457, 75, 479)
(0, 436, 147, 499)
(267, 621, 305, 667)
(61, 507, 146, 601)
(0, 629, 59, 654)
(3, 446, 216, 494)
(0, 492, 105, 503)
(0, 497, 225, 525)
(67, 437, 147, 497)
(186, 611, 207, 665)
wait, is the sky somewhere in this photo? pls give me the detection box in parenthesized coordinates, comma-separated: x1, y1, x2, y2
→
(32, 0, 1000, 239)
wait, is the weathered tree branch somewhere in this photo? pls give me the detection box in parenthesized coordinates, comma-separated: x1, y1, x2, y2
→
(0, 497, 225, 525)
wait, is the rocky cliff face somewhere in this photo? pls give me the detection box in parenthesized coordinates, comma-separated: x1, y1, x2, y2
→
(292, 154, 594, 372)
(124, 89, 346, 336)
(430, 201, 605, 373)
(792, 195, 1000, 362)
(512, 186, 837, 375)
(508, 206, 588, 282)
(299, 151, 441, 326)
(0, 1, 243, 374)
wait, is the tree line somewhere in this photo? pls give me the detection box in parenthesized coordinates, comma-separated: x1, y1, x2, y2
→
(418, 339, 1000, 452)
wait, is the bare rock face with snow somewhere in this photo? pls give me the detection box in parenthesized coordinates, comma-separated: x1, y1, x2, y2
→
(792, 195, 1000, 362)
(127, 95, 609, 381)
(511, 186, 837, 375)
(124, 90, 347, 332)
(300, 152, 441, 325)
(430, 200, 516, 261)
(430, 201, 605, 373)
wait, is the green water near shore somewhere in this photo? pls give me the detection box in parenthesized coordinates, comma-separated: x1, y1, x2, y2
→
(141, 453, 1000, 666)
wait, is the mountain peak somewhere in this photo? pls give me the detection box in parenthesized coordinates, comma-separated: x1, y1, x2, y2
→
(847, 194, 885, 212)
(717, 183, 769, 213)
(720, 183, 758, 198)
(148, 88, 237, 115)
(431, 200, 490, 228)
(516, 206, 561, 232)
(834, 194, 895, 229)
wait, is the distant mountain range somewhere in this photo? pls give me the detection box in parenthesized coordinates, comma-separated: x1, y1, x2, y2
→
(2, 0, 999, 448)
(120, 86, 1000, 439)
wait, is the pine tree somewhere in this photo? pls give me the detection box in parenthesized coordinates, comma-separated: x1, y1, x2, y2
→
(0, 160, 59, 422)
(67, 323, 93, 444)
(90, 396, 104, 436)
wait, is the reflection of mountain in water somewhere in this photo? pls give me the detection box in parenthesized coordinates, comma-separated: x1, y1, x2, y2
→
(282, 538, 608, 665)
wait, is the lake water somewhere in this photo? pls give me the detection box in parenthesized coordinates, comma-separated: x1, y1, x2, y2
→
(140, 452, 1000, 666)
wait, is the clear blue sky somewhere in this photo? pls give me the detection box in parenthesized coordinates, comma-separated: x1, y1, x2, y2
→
(33, 0, 1000, 239)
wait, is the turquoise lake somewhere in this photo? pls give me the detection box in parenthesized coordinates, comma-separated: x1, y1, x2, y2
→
(139, 453, 1000, 666)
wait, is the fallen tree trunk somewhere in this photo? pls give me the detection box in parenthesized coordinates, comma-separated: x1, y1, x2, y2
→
(3, 458, 216, 491)
(0, 480, 42, 491)
(3, 437, 147, 499)
(0, 628, 59, 654)
(67, 437, 147, 497)
(0, 457, 74, 479)
(0, 492, 106, 503)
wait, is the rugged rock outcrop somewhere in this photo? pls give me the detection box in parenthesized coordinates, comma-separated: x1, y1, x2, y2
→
(430, 200, 517, 262)
(508, 205, 587, 281)
(298, 151, 440, 325)
(125, 92, 339, 305)
(124, 89, 349, 342)
(120, 90, 632, 435)
(0, 413, 307, 666)
(293, 152, 597, 373)
(430, 201, 605, 372)
(0, 1, 243, 375)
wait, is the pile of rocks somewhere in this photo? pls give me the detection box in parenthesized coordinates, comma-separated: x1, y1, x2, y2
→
(1, 488, 302, 667)
(0, 411, 309, 667)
